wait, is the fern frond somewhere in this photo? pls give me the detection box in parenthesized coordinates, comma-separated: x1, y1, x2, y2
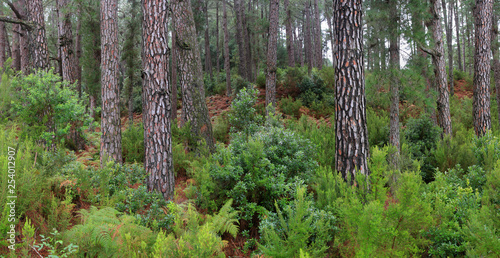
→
(211, 199, 239, 238)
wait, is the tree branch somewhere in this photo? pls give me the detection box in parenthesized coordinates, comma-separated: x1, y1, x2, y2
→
(417, 41, 440, 57)
(0, 15, 33, 29)
(3, 1, 24, 20)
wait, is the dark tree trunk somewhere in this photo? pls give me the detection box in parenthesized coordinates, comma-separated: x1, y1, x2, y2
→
(313, 0, 322, 69)
(58, 0, 76, 83)
(216, 0, 220, 74)
(324, 0, 335, 67)
(27, 0, 48, 71)
(223, 0, 231, 96)
(171, 30, 178, 120)
(266, 0, 279, 116)
(244, 0, 253, 81)
(12, 24, 20, 71)
(455, 0, 463, 72)
(284, 0, 295, 67)
(427, 0, 452, 135)
(142, 0, 174, 199)
(473, 0, 493, 137)
(389, 0, 400, 169)
(304, 2, 313, 73)
(234, 0, 247, 79)
(442, 0, 454, 96)
(492, 16, 500, 127)
(100, 0, 122, 165)
(204, 2, 212, 78)
(76, 6, 82, 98)
(172, 0, 215, 153)
(334, 0, 370, 180)
(0, 9, 5, 69)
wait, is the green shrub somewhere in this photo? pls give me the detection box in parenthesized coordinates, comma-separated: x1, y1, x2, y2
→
(256, 72, 266, 89)
(258, 186, 337, 258)
(10, 69, 92, 147)
(213, 111, 230, 143)
(309, 93, 335, 118)
(473, 131, 500, 171)
(0, 59, 14, 119)
(231, 74, 251, 96)
(433, 127, 476, 173)
(122, 122, 144, 163)
(318, 66, 335, 89)
(450, 96, 473, 131)
(228, 87, 263, 137)
(280, 96, 302, 118)
(367, 108, 390, 147)
(283, 66, 306, 91)
(404, 116, 442, 182)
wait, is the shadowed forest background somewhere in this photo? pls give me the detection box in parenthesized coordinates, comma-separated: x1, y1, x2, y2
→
(0, 0, 500, 257)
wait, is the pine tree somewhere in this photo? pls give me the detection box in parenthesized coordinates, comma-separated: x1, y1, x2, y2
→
(266, 0, 279, 116)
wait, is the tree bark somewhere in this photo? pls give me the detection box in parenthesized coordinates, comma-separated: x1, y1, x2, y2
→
(142, 0, 174, 200)
(172, 0, 215, 153)
(284, 0, 295, 67)
(304, 2, 313, 73)
(442, 0, 454, 96)
(473, 0, 493, 137)
(216, 0, 220, 74)
(389, 0, 400, 169)
(58, 0, 76, 83)
(334, 0, 370, 180)
(171, 30, 178, 120)
(100, 0, 122, 165)
(427, 0, 452, 135)
(75, 6, 82, 98)
(0, 11, 5, 69)
(223, 0, 231, 96)
(492, 15, 500, 127)
(455, 0, 463, 72)
(234, 0, 247, 79)
(266, 0, 279, 116)
(27, 0, 49, 71)
(204, 2, 212, 78)
(324, 0, 335, 67)
(313, 0, 322, 69)
(12, 24, 20, 71)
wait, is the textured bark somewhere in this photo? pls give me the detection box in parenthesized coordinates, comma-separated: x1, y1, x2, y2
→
(222, 0, 231, 96)
(124, 0, 140, 123)
(75, 7, 82, 98)
(473, 0, 493, 137)
(12, 24, 20, 71)
(27, 0, 49, 71)
(334, 0, 370, 180)
(428, 0, 452, 135)
(0, 9, 5, 69)
(203, 2, 212, 78)
(324, 0, 335, 67)
(58, 0, 76, 83)
(266, 0, 279, 115)
(16, 0, 29, 73)
(304, 2, 312, 73)
(171, 31, 178, 120)
(389, 0, 400, 169)
(284, 0, 295, 67)
(142, 0, 174, 199)
(234, 0, 247, 78)
(172, 0, 215, 153)
(313, 0, 322, 69)
(455, 0, 462, 72)
(100, 0, 122, 165)
(216, 0, 220, 73)
(442, 0, 454, 96)
(244, 1, 253, 82)
(493, 16, 500, 127)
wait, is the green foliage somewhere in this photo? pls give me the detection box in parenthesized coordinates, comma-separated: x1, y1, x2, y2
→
(258, 186, 337, 258)
(283, 66, 307, 92)
(10, 70, 92, 147)
(309, 93, 335, 118)
(450, 96, 473, 131)
(122, 122, 144, 163)
(228, 87, 263, 137)
(152, 200, 239, 258)
(35, 229, 78, 258)
(472, 131, 500, 171)
(403, 115, 442, 182)
(367, 108, 390, 147)
(64, 206, 156, 257)
(318, 66, 335, 89)
(231, 74, 251, 96)
(0, 59, 14, 120)
(452, 69, 472, 90)
(256, 72, 266, 89)
(297, 73, 331, 108)
(279, 96, 302, 118)
(433, 127, 476, 173)
(212, 111, 230, 143)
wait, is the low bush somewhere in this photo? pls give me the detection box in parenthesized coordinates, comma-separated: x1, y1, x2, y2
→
(367, 108, 390, 147)
(280, 96, 302, 118)
(122, 122, 145, 163)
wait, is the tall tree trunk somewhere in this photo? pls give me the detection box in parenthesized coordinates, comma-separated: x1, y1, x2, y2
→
(389, 0, 400, 169)
(455, 0, 463, 72)
(442, 0, 454, 96)
(427, 0, 452, 135)
(298, 21, 304, 66)
(313, 0, 322, 69)
(172, 0, 215, 153)
(334, 0, 370, 180)
(12, 24, 20, 71)
(0, 9, 5, 69)
(100, 0, 122, 165)
(27, 0, 48, 71)
(234, 0, 247, 79)
(466, 14, 472, 75)
(204, 2, 212, 78)
(216, 0, 220, 74)
(304, 2, 312, 73)
(473, 0, 493, 137)
(171, 30, 178, 120)
(15, 0, 29, 73)
(492, 15, 500, 127)
(266, 0, 279, 116)
(244, 0, 253, 82)
(76, 6, 82, 98)
(223, 0, 231, 96)
(324, 0, 335, 67)
(142, 0, 174, 199)
(58, 0, 76, 83)
(285, 0, 295, 67)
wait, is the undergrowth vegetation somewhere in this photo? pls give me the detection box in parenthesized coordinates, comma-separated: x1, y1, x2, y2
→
(1, 67, 499, 257)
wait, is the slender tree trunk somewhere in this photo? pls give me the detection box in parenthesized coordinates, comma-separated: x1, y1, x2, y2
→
(4, 24, 11, 60)
(266, 0, 279, 116)
(204, 2, 212, 78)
(455, 0, 463, 72)
(314, 0, 322, 69)
(223, 0, 231, 96)
(27, 0, 49, 71)
(466, 15, 472, 75)
(325, 0, 335, 67)
(171, 30, 178, 120)
(473, 0, 493, 137)
(142, 0, 174, 199)
(389, 0, 400, 169)
(442, 0, 454, 96)
(15, 0, 29, 73)
(12, 24, 20, 71)
(58, 0, 76, 83)
(304, 2, 312, 73)
(0, 9, 5, 69)
(216, 0, 220, 74)
(492, 15, 500, 127)
(298, 21, 304, 66)
(427, 0, 452, 135)
(172, 0, 215, 153)
(284, 0, 295, 67)
(100, 0, 122, 165)
(334, 0, 370, 180)
(234, 0, 247, 79)
(76, 6, 82, 98)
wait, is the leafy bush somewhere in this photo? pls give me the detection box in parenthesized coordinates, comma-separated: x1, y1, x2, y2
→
(122, 122, 144, 163)
(259, 186, 337, 257)
(256, 73, 266, 89)
(280, 96, 302, 118)
(472, 131, 500, 171)
(283, 66, 307, 91)
(10, 69, 92, 147)
(212, 111, 230, 143)
(297, 74, 330, 108)
(367, 108, 390, 147)
(152, 200, 239, 258)
(403, 116, 442, 182)
(228, 87, 263, 137)
(433, 127, 476, 173)
(231, 74, 251, 96)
